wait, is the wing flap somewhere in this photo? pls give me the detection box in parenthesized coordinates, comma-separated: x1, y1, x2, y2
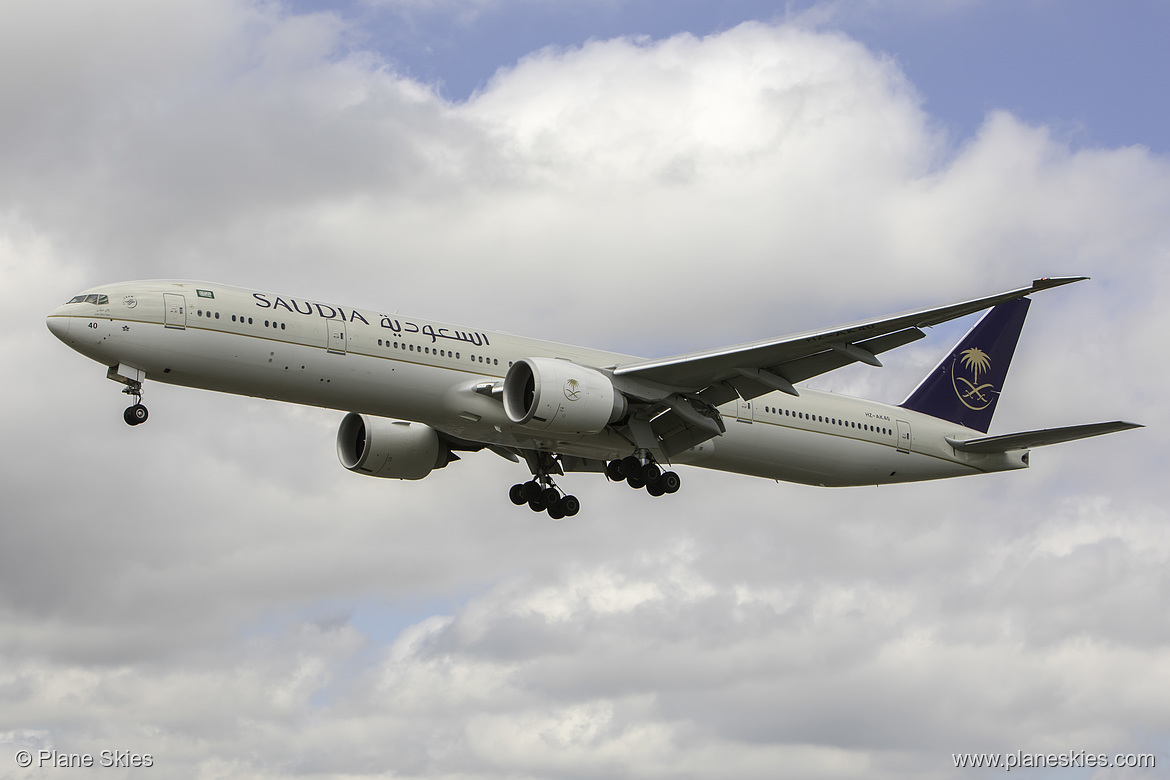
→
(946, 421, 1143, 453)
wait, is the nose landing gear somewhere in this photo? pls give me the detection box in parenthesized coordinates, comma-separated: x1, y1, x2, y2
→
(108, 365, 149, 426)
(122, 379, 148, 426)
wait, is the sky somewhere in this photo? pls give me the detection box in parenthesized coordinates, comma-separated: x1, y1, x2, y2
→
(1, 1, 1167, 778)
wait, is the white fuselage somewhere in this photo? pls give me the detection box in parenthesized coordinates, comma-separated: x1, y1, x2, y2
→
(47, 280, 1029, 487)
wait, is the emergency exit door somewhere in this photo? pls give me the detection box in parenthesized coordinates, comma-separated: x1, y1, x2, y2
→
(163, 293, 186, 329)
(327, 318, 346, 354)
(896, 419, 912, 453)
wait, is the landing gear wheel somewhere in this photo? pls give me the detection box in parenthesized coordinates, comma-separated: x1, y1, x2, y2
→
(646, 481, 665, 497)
(124, 404, 148, 426)
(510, 452, 582, 517)
(520, 481, 543, 502)
(605, 460, 625, 482)
(640, 462, 662, 483)
(620, 456, 642, 480)
(627, 476, 645, 490)
(509, 484, 527, 505)
(660, 471, 681, 494)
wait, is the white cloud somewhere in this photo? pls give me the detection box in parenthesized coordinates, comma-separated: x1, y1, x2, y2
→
(1, 1, 1167, 778)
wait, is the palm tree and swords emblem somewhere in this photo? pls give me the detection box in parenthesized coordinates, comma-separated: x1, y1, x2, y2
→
(563, 378, 583, 402)
(952, 347, 995, 410)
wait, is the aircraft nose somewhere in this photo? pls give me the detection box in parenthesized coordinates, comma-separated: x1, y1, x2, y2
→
(46, 314, 70, 341)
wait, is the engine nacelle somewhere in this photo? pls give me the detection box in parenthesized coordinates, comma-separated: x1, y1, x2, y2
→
(502, 358, 627, 435)
(336, 413, 453, 480)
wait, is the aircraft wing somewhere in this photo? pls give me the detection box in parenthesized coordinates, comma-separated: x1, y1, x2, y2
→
(945, 421, 1143, 453)
(608, 277, 1087, 457)
(613, 277, 1086, 402)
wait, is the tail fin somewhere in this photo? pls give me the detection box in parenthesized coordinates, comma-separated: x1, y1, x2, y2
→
(900, 298, 1030, 433)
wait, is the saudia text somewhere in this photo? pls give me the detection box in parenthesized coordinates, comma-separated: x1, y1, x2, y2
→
(252, 293, 490, 346)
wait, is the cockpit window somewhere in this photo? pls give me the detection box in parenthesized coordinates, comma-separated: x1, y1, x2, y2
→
(66, 294, 108, 305)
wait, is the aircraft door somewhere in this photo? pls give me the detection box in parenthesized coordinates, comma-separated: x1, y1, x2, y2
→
(163, 293, 186, 329)
(736, 398, 754, 423)
(896, 419, 912, 453)
(327, 318, 346, 354)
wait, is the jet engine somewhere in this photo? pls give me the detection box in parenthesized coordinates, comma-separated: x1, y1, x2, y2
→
(337, 413, 456, 480)
(502, 357, 627, 435)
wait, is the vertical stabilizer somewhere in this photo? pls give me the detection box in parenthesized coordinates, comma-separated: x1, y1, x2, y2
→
(899, 298, 1030, 433)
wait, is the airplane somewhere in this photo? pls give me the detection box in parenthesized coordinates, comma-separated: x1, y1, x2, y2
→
(46, 277, 1140, 518)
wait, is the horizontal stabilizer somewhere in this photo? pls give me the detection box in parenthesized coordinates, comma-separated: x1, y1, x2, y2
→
(946, 421, 1143, 453)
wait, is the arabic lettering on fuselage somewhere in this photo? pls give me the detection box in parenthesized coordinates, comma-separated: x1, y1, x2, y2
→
(252, 293, 490, 347)
(378, 318, 490, 347)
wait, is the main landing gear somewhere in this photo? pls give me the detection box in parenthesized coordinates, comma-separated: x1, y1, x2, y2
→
(509, 479, 581, 520)
(606, 454, 680, 497)
(506, 451, 679, 518)
(509, 451, 581, 519)
(122, 378, 148, 426)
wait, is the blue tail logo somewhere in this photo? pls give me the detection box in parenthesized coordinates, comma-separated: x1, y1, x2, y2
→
(900, 298, 1030, 432)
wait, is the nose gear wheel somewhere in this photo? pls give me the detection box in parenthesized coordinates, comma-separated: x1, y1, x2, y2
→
(121, 378, 148, 426)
